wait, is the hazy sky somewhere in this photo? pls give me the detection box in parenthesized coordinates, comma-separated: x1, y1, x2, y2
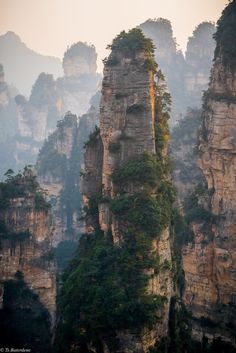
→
(0, 0, 228, 72)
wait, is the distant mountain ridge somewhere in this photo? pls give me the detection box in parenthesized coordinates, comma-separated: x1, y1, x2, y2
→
(0, 31, 63, 96)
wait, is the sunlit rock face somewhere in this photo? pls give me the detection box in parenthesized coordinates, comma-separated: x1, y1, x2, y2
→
(182, 1, 236, 346)
(0, 170, 56, 328)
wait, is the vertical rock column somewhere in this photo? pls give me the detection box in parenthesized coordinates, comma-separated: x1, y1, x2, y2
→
(99, 48, 156, 236)
(82, 29, 173, 352)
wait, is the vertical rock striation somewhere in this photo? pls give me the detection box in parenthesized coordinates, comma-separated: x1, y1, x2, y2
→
(183, 1, 236, 345)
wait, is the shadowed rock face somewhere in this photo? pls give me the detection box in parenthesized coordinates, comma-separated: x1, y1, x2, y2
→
(182, 1, 236, 345)
(0, 169, 56, 347)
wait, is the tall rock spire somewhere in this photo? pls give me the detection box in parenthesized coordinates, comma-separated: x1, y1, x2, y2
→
(56, 28, 175, 353)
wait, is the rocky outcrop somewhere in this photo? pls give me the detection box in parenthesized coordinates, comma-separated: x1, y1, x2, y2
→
(183, 1, 236, 346)
(57, 42, 101, 116)
(0, 169, 56, 337)
(56, 29, 174, 353)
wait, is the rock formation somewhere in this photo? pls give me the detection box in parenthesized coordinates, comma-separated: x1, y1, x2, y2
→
(183, 1, 236, 346)
(57, 42, 101, 116)
(0, 168, 56, 351)
(139, 18, 185, 123)
(0, 31, 62, 96)
(36, 94, 99, 248)
(185, 22, 216, 108)
(55, 28, 175, 353)
(0, 42, 101, 180)
(140, 19, 215, 124)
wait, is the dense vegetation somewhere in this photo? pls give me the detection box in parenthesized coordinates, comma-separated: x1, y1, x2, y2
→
(0, 167, 50, 212)
(107, 28, 155, 55)
(214, 0, 236, 68)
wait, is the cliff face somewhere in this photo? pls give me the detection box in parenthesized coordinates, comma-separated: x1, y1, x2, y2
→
(0, 169, 56, 350)
(55, 29, 174, 353)
(183, 1, 236, 345)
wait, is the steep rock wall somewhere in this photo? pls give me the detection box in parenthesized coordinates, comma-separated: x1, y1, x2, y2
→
(0, 170, 56, 324)
(183, 1, 236, 345)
